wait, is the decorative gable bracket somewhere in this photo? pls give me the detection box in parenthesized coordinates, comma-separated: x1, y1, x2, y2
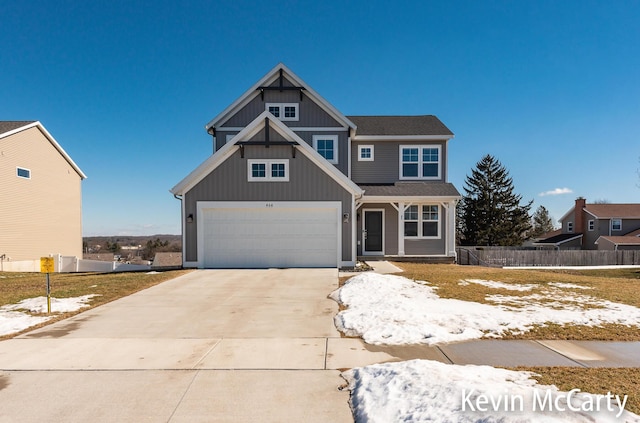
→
(257, 68, 306, 101)
(235, 117, 299, 158)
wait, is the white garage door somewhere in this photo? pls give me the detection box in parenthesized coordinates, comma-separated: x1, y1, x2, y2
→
(198, 202, 340, 268)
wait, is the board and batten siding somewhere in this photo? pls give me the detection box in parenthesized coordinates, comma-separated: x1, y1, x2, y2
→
(220, 85, 344, 129)
(183, 145, 353, 263)
(0, 126, 83, 261)
(351, 140, 448, 184)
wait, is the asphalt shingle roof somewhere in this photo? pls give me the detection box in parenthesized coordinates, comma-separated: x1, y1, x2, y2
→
(347, 115, 453, 137)
(359, 182, 460, 197)
(0, 121, 36, 135)
(535, 233, 583, 245)
(585, 204, 640, 219)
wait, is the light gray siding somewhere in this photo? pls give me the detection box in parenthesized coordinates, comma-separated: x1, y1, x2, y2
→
(351, 140, 448, 184)
(184, 145, 353, 263)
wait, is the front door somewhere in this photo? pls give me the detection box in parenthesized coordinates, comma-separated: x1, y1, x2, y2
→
(363, 210, 384, 254)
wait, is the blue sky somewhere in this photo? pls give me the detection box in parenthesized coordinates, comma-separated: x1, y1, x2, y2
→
(2, 0, 639, 236)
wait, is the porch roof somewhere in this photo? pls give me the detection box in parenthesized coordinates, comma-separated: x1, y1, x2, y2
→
(359, 182, 460, 198)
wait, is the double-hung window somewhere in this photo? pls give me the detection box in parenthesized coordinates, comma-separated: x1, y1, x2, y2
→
(266, 103, 299, 121)
(611, 219, 622, 232)
(404, 205, 440, 238)
(247, 160, 289, 182)
(399, 145, 441, 179)
(313, 135, 338, 164)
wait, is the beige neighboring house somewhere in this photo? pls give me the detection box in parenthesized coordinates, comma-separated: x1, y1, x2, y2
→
(0, 121, 86, 262)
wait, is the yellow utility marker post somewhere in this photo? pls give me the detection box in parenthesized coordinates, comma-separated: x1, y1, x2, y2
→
(40, 257, 55, 314)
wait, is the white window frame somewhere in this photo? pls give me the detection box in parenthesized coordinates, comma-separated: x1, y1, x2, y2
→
(567, 222, 574, 233)
(16, 167, 31, 179)
(611, 218, 622, 232)
(247, 159, 289, 182)
(588, 220, 595, 231)
(399, 145, 441, 180)
(225, 134, 238, 143)
(403, 204, 441, 239)
(265, 103, 299, 121)
(313, 135, 338, 164)
(358, 145, 374, 161)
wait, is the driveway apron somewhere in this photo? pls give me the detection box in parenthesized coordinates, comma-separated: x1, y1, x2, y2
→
(0, 269, 353, 422)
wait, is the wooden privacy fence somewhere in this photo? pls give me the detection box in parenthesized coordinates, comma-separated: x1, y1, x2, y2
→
(457, 248, 640, 267)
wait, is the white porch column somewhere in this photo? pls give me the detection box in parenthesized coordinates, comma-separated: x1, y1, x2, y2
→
(397, 202, 405, 256)
(446, 200, 457, 257)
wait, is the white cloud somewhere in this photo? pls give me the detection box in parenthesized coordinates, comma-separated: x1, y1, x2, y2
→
(539, 187, 573, 197)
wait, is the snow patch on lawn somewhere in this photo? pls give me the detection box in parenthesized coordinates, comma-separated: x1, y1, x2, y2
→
(342, 359, 639, 422)
(0, 295, 98, 336)
(461, 279, 537, 291)
(548, 282, 593, 290)
(331, 273, 640, 345)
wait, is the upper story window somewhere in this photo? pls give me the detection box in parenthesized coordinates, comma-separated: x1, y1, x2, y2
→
(399, 145, 440, 180)
(358, 145, 374, 161)
(17, 167, 31, 179)
(313, 135, 338, 164)
(588, 220, 595, 231)
(404, 205, 440, 238)
(611, 219, 622, 231)
(247, 159, 289, 182)
(567, 222, 574, 233)
(266, 103, 299, 121)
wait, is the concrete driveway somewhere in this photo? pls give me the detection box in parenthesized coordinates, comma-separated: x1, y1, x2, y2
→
(0, 269, 353, 422)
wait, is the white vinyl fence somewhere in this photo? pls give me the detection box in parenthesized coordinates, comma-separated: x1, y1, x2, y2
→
(1, 254, 151, 273)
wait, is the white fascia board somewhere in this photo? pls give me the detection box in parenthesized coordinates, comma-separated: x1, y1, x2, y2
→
(353, 135, 454, 141)
(172, 111, 364, 197)
(171, 114, 268, 195)
(559, 206, 576, 223)
(359, 195, 461, 203)
(205, 63, 356, 131)
(1, 121, 87, 179)
(266, 113, 363, 196)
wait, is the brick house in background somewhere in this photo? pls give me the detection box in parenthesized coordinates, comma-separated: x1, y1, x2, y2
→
(536, 198, 640, 251)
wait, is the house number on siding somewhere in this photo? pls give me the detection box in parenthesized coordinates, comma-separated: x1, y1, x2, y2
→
(265, 203, 274, 208)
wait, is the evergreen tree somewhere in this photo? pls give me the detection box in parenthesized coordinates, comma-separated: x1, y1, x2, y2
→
(530, 205, 555, 238)
(458, 154, 532, 246)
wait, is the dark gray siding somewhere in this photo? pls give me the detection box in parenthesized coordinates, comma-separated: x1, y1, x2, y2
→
(356, 203, 447, 256)
(220, 81, 344, 128)
(351, 140, 448, 184)
(184, 145, 353, 263)
(295, 130, 349, 176)
(357, 204, 399, 255)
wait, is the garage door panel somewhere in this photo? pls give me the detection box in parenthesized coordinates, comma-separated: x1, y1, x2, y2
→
(199, 204, 339, 268)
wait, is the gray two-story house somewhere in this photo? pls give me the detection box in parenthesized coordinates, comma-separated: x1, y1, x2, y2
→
(536, 198, 640, 251)
(171, 64, 460, 268)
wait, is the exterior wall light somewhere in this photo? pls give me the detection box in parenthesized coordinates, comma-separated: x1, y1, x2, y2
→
(343, 213, 350, 223)
(186, 214, 194, 223)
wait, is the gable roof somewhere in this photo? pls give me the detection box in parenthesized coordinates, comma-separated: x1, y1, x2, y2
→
(205, 63, 356, 131)
(596, 235, 640, 246)
(0, 121, 87, 179)
(172, 111, 364, 196)
(584, 203, 640, 219)
(349, 115, 453, 139)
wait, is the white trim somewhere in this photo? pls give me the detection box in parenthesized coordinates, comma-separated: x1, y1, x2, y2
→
(16, 166, 31, 179)
(171, 111, 364, 197)
(354, 135, 453, 141)
(196, 201, 342, 268)
(312, 134, 339, 165)
(266, 103, 299, 121)
(402, 204, 441, 239)
(359, 195, 460, 203)
(611, 218, 622, 232)
(363, 209, 385, 256)
(247, 159, 289, 182)
(588, 219, 595, 231)
(358, 145, 374, 161)
(0, 121, 87, 179)
(218, 126, 347, 132)
(399, 145, 441, 180)
(205, 63, 356, 131)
